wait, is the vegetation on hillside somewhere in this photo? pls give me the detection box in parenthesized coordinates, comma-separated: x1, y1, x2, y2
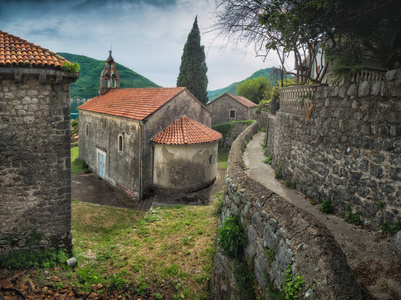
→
(177, 17, 209, 105)
(58, 52, 159, 100)
(236, 76, 273, 104)
(207, 67, 292, 101)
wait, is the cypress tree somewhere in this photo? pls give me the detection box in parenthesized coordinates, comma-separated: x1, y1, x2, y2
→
(177, 17, 208, 105)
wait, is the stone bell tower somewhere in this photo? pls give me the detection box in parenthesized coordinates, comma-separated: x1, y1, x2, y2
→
(99, 50, 120, 96)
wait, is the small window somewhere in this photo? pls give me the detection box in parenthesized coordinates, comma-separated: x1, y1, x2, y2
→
(85, 124, 89, 136)
(118, 134, 123, 152)
(229, 109, 236, 119)
(209, 155, 213, 165)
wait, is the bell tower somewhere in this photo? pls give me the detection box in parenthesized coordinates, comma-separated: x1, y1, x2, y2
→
(99, 50, 120, 96)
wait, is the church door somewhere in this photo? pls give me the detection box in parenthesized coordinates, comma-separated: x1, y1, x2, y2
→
(98, 151, 105, 177)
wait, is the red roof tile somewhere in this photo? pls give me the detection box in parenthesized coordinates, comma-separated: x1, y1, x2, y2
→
(210, 93, 257, 108)
(78, 87, 186, 120)
(152, 116, 222, 145)
(0, 30, 69, 69)
(227, 94, 257, 107)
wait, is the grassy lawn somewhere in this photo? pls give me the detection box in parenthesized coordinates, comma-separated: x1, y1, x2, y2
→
(71, 146, 91, 176)
(11, 199, 219, 299)
(217, 149, 229, 169)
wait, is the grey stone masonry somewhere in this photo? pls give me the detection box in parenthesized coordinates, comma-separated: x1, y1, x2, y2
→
(211, 122, 361, 300)
(0, 67, 78, 254)
(266, 69, 401, 229)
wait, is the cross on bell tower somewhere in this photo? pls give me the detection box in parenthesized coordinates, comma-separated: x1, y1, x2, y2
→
(99, 50, 120, 96)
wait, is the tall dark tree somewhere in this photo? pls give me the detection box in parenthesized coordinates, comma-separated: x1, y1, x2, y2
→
(177, 17, 208, 105)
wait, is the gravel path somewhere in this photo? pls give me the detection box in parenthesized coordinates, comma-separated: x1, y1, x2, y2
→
(244, 132, 401, 300)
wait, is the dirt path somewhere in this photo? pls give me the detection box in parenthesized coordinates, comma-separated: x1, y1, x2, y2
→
(71, 169, 226, 211)
(244, 132, 401, 300)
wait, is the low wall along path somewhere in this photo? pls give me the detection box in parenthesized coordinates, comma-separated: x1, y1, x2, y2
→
(212, 122, 362, 299)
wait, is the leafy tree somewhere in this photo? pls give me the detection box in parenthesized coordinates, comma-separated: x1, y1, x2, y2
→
(236, 76, 272, 104)
(214, 0, 401, 84)
(70, 119, 79, 142)
(177, 17, 209, 105)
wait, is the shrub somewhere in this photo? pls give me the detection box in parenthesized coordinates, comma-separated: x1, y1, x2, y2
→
(345, 210, 361, 225)
(274, 165, 282, 179)
(320, 199, 334, 214)
(381, 221, 401, 234)
(283, 265, 304, 300)
(263, 155, 273, 165)
(213, 191, 225, 216)
(218, 215, 246, 259)
(233, 260, 256, 299)
(62, 62, 80, 73)
(284, 180, 296, 189)
(0, 246, 69, 270)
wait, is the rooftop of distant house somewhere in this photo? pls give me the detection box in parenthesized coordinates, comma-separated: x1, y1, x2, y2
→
(209, 93, 257, 108)
(0, 30, 69, 69)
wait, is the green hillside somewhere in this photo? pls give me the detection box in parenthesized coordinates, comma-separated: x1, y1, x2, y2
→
(58, 52, 160, 100)
(207, 67, 291, 101)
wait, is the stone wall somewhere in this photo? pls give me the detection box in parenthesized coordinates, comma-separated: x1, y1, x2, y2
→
(211, 121, 361, 299)
(216, 122, 251, 149)
(0, 68, 78, 254)
(78, 111, 142, 199)
(266, 69, 401, 228)
(153, 141, 218, 193)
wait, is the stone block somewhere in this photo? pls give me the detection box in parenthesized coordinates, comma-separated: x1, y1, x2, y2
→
(390, 168, 401, 181)
(386, 69, 398, 81)
(391, 231, 401, 254)
(347, 84, 357, 97)
(370, 165, 383, 178)
(251, 212, 262, 229)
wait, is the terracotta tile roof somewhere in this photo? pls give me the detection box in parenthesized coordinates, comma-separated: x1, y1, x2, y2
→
(0, 30, 69, 69)
(152, 116, 222, 145)
(227, 94, 257, 107)
(78, 87, 186, 120)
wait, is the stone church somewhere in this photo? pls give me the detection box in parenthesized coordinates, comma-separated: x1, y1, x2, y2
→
(78, 52, 221, 200)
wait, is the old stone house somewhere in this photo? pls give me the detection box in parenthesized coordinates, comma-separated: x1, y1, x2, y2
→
(0, 31, 78, 254)
(78, 53, 221, 200)
(208, 93, 257, 125)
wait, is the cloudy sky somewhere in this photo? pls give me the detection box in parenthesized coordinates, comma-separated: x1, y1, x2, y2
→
(0, 0, 287, 90)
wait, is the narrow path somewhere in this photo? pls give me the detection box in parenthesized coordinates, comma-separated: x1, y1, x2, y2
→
(244, 132, 401, 300)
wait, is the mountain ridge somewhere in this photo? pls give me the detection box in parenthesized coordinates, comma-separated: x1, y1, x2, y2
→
(207, 67, 290, 101)
(58, 52, 160, 100)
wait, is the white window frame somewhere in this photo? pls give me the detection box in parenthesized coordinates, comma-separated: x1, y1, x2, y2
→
(229, 109, 236, 119)
(118, 134, 123, 152)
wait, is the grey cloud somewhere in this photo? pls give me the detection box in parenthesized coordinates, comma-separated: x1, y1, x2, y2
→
(29, 26, 61, 37)
(72, 0, 177, 11)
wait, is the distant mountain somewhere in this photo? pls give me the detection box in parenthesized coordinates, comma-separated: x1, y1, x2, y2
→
(207, 67, 291, 101)
(58, 52, 160, 100)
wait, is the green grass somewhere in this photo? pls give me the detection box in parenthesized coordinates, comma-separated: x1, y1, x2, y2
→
(218, 149, 229, 169)
(71, 146, 91, 176)
(22, 198, 218, 299)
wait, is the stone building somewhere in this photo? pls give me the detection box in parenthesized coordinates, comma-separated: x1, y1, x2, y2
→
(208, 93, 257, 125)
(152, 115, 221, 193)
(78, 54, 221, 200)
(0, 31, 79, 254)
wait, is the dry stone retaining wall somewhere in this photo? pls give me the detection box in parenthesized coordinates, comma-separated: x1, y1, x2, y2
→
(0, 68, 78, 254)
(211, 122, 361, 299)
(266, 69, 401, 228)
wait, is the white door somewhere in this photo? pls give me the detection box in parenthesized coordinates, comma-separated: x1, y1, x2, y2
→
(98, 152, 105, 177)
